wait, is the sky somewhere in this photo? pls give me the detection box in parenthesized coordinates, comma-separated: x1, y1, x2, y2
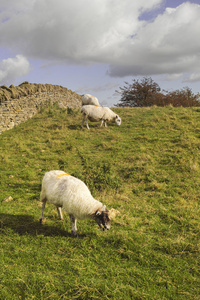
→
(0, 0, 200, 106)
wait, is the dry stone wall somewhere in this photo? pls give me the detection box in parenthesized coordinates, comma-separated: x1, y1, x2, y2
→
(0, 82, 82, 134)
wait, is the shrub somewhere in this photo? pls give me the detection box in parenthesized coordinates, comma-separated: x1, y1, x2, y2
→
(116, 77, 200, 107)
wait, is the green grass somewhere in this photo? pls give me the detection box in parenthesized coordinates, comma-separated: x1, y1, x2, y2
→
(0, 104, 200, 299)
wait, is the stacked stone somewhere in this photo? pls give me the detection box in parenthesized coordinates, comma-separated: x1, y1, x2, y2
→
(0, 82, 81, 134)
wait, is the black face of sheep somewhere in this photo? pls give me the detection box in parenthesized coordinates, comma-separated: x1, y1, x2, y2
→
(115, 115, 121, 126)
(94, 210, 111, 231)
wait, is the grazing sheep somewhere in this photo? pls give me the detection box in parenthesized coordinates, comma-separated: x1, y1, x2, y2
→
(81, 105, 121, 129)
(40, 170, 111, 236)
(82, 94, 100, 106)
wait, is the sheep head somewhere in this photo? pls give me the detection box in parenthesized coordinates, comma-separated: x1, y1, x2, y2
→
(94, 206, 111, 231)
(115, 115, 121, 126)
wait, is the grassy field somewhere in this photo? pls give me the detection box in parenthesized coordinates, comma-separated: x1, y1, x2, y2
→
(0, 104, 199, 299)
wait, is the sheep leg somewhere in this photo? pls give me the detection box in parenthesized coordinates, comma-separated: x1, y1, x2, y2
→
(85, 119, 90, 130)
(100, 119, 104, 127)
(57, 207, 63, 220)
(69, 214, 77, 236)
(100, 119, 107, 127)
(40, 201, 46, 223)
(82, 115, 90, 129)
(81, 117, 85, 128)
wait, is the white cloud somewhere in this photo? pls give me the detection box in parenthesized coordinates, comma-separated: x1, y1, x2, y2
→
(184, 73, 200, 82)
(108, 2, 200, 77)
(0, 0, 162, 62)
(0, 0, 200, 82)
(0, 55, 30, 85)
(166, 73, 183, 81)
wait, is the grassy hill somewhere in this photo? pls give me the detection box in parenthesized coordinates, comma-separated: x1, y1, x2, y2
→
(0, 104, 199, 299)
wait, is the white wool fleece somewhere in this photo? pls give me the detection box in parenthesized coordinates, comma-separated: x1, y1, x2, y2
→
(81, 105, 119, 122)
(41, 170, 104, 220)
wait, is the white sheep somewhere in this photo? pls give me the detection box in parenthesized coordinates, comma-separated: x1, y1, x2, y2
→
(82, 94, 100, 106)
(81, 105, 121, 129)
(40, 170, 111, 236)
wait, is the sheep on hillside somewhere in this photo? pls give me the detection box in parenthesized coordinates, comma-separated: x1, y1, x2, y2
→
(82, 94, 100, 106)
(81, 105, 121, 129)
(40, 170, 111, 236)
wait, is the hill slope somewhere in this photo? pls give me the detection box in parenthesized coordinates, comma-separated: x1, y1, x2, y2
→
(0, 105, 199, 299)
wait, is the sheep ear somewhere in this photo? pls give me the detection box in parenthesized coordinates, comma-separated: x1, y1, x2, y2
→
(96, 210, 101, 216)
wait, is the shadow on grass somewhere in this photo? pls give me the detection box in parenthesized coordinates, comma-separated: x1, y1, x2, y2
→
(68, 123, 114, 130)
(0, 213, 87, 238)
(68, 124, 82, 130)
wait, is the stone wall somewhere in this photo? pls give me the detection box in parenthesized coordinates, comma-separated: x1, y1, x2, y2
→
(0, 82, 82, 134)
